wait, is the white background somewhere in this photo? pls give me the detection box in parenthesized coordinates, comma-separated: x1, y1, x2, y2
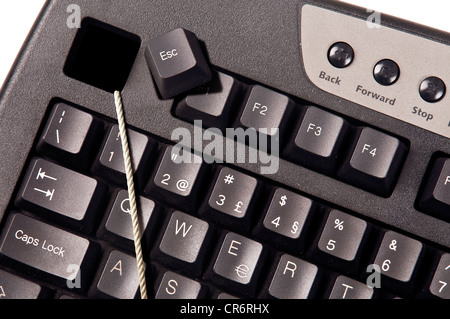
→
(0, 0, 449, 89)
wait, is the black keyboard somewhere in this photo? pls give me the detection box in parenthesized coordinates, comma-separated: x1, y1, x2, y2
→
(0, 0, 449, 303)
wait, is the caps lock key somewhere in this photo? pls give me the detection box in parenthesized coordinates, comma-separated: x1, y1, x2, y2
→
(0, 213, 96, 290)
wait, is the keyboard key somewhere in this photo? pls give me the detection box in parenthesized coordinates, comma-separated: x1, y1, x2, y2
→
(267, 254, 318, 299)
(317, 210, 367, 261)
(207, 167, 257, 219)
(145, 145, 203, 210)
(158, 211, 209, 269)
(103, 189, 155, 242)
(212, 232, 263, 287)
(373, 231, 422, 283)
(328, 276, 373, 299)
(239, 85, 293, 141)
(262, 188, 313, 240)
(145, 28, 212, 99)
(0, 269, 42, 299)
(155, 271, 202, 299)
(175, 70, 242, 129)
(97, 124, 152, 186)
(95, 250, 141, 299)
(0, 213, 94, 289)
(338, 127, 407, 197)
(37, 103, 99, 168)
(419, 157, 450, 221)
(15, 158, 101, 230)
(429, 253, 450, 299)
(284, 106, 348, 173)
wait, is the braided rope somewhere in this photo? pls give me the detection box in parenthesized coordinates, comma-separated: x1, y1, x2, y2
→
(114, 91, 148, 299)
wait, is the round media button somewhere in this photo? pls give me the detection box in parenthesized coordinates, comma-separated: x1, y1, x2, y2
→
(419, 76, 446, 103)
(328, 42, 354, 68)
(373, 59, 400, 86)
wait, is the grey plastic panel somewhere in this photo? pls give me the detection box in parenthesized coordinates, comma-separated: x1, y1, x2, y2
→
(301, 5, 450, 139)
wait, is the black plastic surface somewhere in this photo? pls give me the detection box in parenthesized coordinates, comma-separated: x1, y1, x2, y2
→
(0, 0, 449, 252)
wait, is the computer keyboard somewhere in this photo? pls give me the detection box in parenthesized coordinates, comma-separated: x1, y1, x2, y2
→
(0, 0, 449, 302)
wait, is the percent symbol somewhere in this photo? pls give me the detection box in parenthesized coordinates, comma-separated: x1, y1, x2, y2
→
(334, 219, 344, 230)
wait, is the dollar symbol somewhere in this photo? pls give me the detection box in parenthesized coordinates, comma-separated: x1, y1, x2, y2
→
(279, 195, 287, 206)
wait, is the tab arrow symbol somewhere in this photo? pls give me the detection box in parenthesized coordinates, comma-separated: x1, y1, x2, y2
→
(36, 168, 57, 181)
(33, 188, 55, 201)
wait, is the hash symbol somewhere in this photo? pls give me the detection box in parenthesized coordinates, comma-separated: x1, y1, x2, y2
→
(224, 174, 234, 185)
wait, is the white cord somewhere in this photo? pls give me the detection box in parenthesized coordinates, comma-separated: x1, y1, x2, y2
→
(114, 90, 148, 299)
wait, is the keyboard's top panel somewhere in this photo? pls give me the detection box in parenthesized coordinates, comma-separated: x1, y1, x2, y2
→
(0, 0, 449, 251)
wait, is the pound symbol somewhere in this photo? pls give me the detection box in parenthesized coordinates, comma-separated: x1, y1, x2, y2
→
(234, 201, 244, 213)
(389, 240, 397, 251)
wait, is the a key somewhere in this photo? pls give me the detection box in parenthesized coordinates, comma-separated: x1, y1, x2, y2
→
(0, 213, 95, 290)
(239, 85, 293, 144)
(262, 188, 313, 240)
(155, 271, 202, 299)
(0, 269, 42, 299)
(37, 103, 100, 169)
(284, 106, 348, 174)
(373, 231, 423, 287)
(429, 253, 450, 299)
(419, 157, 450, 222)
(210, 232, 263, 296)
(156, 211, 209, 276)
(145, 28, 212, 99)
(338, 127, 407, 197)
(95, 250, 141, 299)
(145, 145, 203, 210)
(15, 158, 102, 230)
(175, 70, 242, 129)
(328, 275, 374, 299)
(317, 210, 367, 261)
(267, 254, 318, 299)
(97, 124, 152, 187)
(103, 189, 155, 243)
